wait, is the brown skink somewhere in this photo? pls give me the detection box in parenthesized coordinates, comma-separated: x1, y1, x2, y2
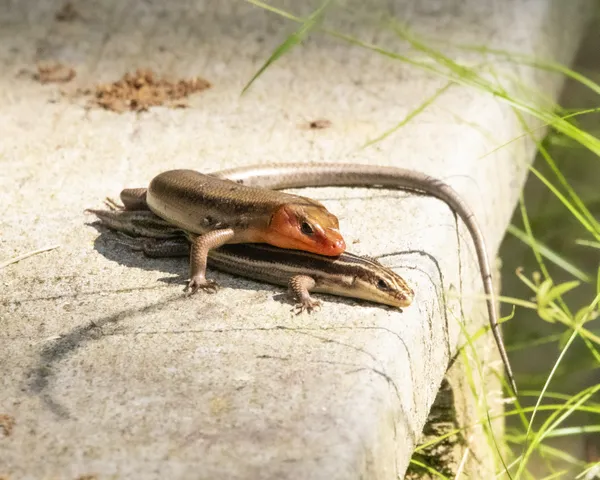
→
(116, 170, 345, 293)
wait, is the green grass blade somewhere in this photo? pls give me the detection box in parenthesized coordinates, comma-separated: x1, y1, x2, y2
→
(445, 43, 600, 97)
(361, 81, 453, 148)
(244, 0, 300, 21)
(408, 459, 451, 479)
(507, 225, 592, 283)
(241, 0, 332, 95)
(576, 239, 600, 249)
(529, 165, 597, 237)
(576, 463, 600, 479)
(246, 3, 600, 161)
(479, 108, 600, 162)
(518, 381, 600, 478)
(534, 139, 600, 234)
(543, 425, 600, 438)
(389, 24, 600, 158)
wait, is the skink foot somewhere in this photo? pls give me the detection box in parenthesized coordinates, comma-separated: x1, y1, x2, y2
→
(104, 197, 124, 211)
(292, 299, 321, 315)
(184, 277, 219, 295)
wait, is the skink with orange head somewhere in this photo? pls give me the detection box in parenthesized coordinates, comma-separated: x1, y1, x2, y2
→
(116, 169, 345, 293)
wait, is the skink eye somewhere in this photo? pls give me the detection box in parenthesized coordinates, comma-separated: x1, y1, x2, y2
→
(300, 221, 314, 236)
(377, 279, 390, 291)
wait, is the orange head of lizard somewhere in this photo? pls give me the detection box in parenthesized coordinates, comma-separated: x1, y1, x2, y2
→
(266, 204, 346, 256)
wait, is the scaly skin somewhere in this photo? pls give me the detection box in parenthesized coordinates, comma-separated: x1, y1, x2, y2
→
(116, 169, 345, 293)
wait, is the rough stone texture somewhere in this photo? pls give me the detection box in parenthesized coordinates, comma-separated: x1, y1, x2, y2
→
(0, 0, 590, 478)
(405, 265, 505, 479)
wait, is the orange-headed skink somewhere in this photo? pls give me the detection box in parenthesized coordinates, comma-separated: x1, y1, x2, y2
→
(116, 170, 345, 293)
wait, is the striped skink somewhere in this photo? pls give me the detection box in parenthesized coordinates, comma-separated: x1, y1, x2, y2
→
(87, 208, 414, 312)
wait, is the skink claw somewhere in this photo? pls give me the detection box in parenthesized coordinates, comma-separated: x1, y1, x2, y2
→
(184, 278, 219, 295)
(292, 299, 322, 315)
(104, 197, 124, 211)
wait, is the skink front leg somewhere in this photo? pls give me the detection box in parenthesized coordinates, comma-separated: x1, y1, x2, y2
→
(288, 275, 321, 314)
(120, 235, 227, 296)
(186, 229, 235, 294)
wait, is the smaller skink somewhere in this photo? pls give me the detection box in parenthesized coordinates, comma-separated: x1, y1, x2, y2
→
(87, 208, 414, 311)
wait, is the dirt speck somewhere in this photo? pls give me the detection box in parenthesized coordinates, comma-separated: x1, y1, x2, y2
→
(301, 119, 332, 130)
(0, 414, 15, 437)
(34, 62, 76, 84)
(55, 2, 80, 22)
(85, 68, 211, 113)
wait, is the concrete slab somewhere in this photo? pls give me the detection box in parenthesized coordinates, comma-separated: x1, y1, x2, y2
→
(0, 0, 590, 478)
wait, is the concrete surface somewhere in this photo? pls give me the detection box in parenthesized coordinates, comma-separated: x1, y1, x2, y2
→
(0, 0, 590, 478)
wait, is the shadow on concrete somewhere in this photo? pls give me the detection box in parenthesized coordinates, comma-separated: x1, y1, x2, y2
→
(29, 222, 447, 419)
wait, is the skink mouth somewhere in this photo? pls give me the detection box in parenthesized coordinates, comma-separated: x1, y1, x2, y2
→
(393, 289, 414, 308)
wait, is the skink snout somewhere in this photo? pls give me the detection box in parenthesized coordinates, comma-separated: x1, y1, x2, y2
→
(269, 204, 348, 257)
(322, 229, 346, 256)
(395, 286, 414, 308)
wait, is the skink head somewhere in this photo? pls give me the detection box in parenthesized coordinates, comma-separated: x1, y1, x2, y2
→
(267, 204, 346, 256)
(332, 255, 414, 308)
(363, 269, 414, 308)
